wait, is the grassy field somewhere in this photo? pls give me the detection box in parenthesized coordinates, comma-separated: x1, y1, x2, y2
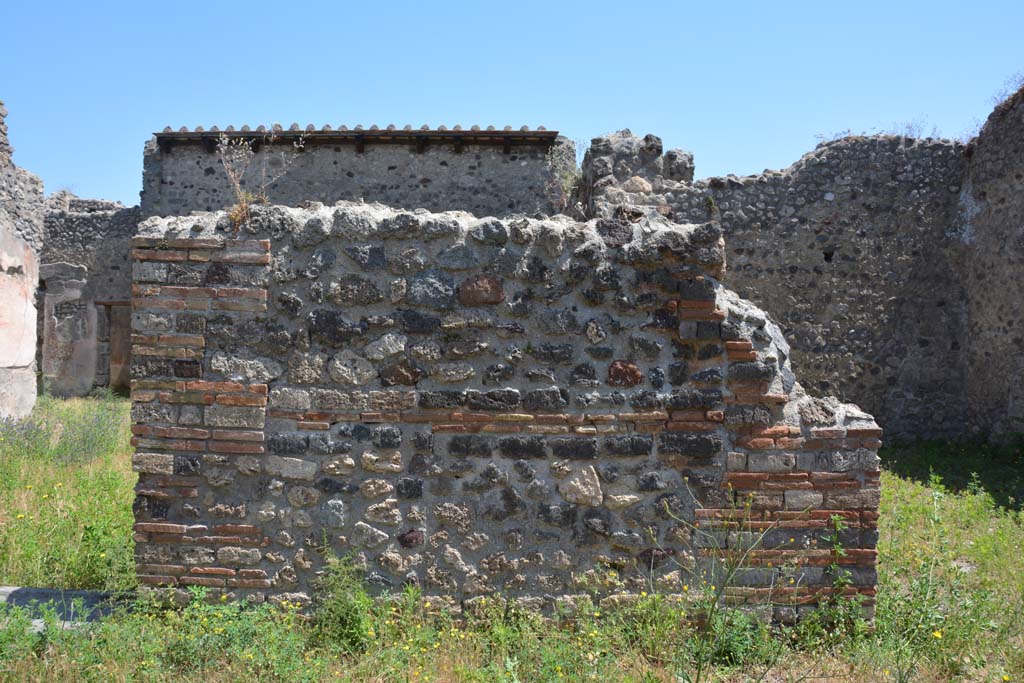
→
(0, 396, 1021, 682)
(0, 395, 136, 591)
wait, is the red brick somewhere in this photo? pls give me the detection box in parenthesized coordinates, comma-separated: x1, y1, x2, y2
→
(150, 533, 193, 543)
(678, 299, 716, 309)
(737, 436, 776, 449)
(186, 380, 245, 392)
(157, 390, 215, 404)
(193, 536, 262, 546)
(523, 425, 569, 434)
(136, 563, 187, 576)
(133, 248, 189, 262)
(189, 567, 237, 577)
(432, 424, 473, 433)
(135, 522, 187, 534)
(747, 425, 791, 438)
(810, 472, 856, 482)
(813, 480, 861, 490)
(810, 428, 847, 438)
(210, 429, 264, 442)
(211, 252, 271, 265)
(213, 524, 262, 535)
(724, 473, 770, 488)
(450, 412, 495, 423)
(132, 297, 186, 310)
(238, 569, 269, 579)
(160, 286, 216, 298)
(847, 427, 883, 438)
(215, 287, 267, 300)
(669, 410, 706, 421)
(216, 393, 268, 407)
(227, 239, 271, 251)
(131, 236, 225, 249)
(209, 441, 265, 454)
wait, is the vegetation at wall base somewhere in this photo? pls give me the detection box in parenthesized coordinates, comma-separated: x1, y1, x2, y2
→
(0, 398, 1021, 682)
(0, 394, 135, 591)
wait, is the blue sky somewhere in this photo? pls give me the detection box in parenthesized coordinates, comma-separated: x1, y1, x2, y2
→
(2, 0, 1021, 206)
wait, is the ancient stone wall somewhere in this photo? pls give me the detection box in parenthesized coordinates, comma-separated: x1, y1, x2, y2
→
(0, 101, 44, 419)
(39, 193, 138, 395)
(130, 203, 880, 615)
(958, 86, 1024, 434)
(142, 128, 574, 219)
(581, 131, 970, 440)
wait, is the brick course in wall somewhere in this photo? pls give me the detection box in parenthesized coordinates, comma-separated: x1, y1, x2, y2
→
(130, 203, 880, 617)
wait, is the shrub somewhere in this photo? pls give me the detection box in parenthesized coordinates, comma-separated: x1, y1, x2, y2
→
(310, 555, 375, 653)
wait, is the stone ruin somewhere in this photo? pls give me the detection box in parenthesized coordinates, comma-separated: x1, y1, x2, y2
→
(6, 96, 1021, 439)
(0, 86, 1021, 611)
(39, 193, 139, 396)
(129, 202, 881, 616)
(0, 101, 44, 420)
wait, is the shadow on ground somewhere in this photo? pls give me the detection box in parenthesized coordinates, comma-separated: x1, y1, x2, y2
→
(882, 435, 1024, 511)
(0, 587, 128, 623)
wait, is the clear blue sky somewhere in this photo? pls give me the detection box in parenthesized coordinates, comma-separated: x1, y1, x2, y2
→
(2, 0, 1021, 207)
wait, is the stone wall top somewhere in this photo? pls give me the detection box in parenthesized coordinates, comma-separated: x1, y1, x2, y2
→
(141, 128, 575, 219)
(0, 101, 45, 253)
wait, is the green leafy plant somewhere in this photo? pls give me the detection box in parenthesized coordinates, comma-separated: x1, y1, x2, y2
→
(310, 555, 375, 653)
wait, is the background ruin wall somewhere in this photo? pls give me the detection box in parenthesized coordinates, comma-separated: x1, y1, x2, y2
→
(39, 193, 139, 396)
(957, 89, 1024, 435)
(579, 93, 1024, 439)
(129, 204, 881, 615)
(0, 101, 43, 419)
(25, 91, 1024, 438)
(141, 129, 576, 218)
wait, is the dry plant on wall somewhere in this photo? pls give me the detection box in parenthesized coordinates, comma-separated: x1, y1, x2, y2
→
(544, 141, 583, 214)
(217, 129, 306, 232)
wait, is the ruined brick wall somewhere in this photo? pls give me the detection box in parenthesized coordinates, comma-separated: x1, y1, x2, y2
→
(581, 131, 969, 440)
(39, 193, 139, 394)
(958, 86, 1024, 434)
(141, 128, 575, 219)
(0, 101, 44, 419)
(130, 203, 880, 615)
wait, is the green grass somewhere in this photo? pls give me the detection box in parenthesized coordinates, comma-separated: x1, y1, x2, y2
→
(0, 398, 1021, 682)
(0, 394, 136, 590)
